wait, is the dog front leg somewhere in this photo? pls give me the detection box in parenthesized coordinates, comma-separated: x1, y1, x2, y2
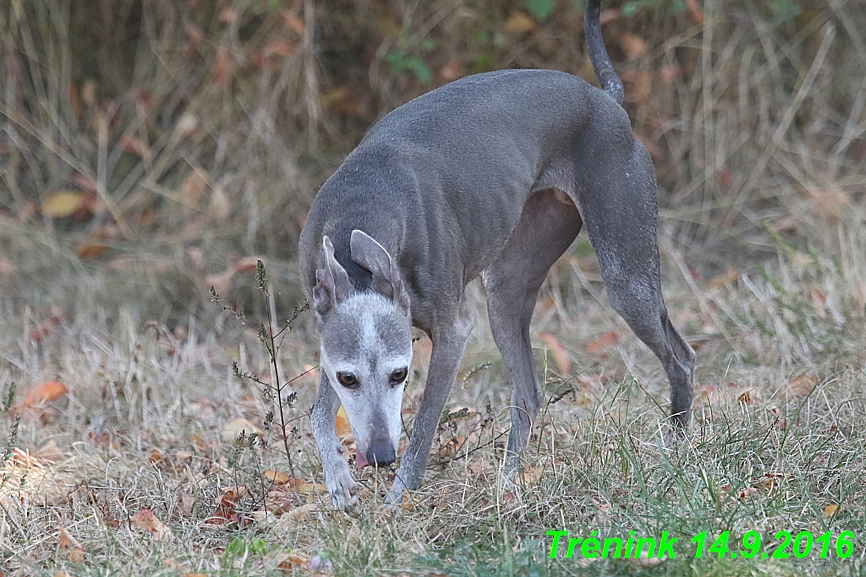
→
(311, 373, 359, 511)
(388, 306, 474, 505)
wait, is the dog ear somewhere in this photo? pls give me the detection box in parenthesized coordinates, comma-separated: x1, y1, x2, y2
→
(350, 230, 410, 312)
(313, 236, 351, 319)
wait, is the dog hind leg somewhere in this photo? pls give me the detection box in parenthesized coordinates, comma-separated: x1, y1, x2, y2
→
(577, 143, 695, 431)
(484, 189, 583, 468)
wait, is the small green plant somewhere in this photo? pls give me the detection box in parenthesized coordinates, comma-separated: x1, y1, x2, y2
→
(385, 35, 435, 84)
(211, 260, 309, 477)
(621, 0, 688, 17)
(1, 382, 19, 488)
(527, 0, 555, 21)
(223, 536, 269, 572)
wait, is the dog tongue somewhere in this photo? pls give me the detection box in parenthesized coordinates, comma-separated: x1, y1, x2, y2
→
(354, 450, 369, 469)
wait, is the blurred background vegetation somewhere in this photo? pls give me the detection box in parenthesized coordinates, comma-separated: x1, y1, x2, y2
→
(0, 0, 863, 327)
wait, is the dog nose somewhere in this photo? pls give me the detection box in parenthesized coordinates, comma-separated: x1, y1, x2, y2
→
(365, 442, 396, 468)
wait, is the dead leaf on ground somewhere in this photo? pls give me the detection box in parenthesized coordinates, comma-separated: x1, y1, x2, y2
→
(807, 187, 851, 218)
(504, 12, 535, 33)
(685, 0, 705, 24)
(222, 417, 264, 442)
(262, 40, 295, 59)
(584, 331, 617, 358)
(36, 440, 66, 461)
(538, 331, 571, 374)
(57, 526, 85, 562)
(131, 509, 173, 542)
(281, 10, 305, 35)
(178, 489, 196, 517)
(810, 290, 827, 319)
(0, 258, 15, 284)
(120, 134, 152, 161)
(205, 485, 249, 525)
(181, 171, 207, 210)
(206, 257, 266, 296)
(29, 306, 66, 343)
(439, 60, 463, 82)
(619, 32, 648, 60)
(519, 466, 544, 487)
(76, 239, 109, 259)
(25, 380, 68, 406)
(621, 70, 652, 104)
(42, 191, 86, 218)
(278, 502, 317, 523)
(335, 406, 352, 439)
(265, 469, 291, 485)
(708, 268, 741, 289)
(599, 8, 621, 24)
(823, 503, 841, 519)
(787, 375, 817, 398)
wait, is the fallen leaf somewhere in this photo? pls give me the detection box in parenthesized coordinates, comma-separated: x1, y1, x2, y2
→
(685, 0, 705, 24)
(584, 340, 606, 357)
(24, 381, 69, 408)
(504, 13, 535, 33)
(29, 307, 66, 344)
(708, 268, 741, 289)
(0, 258, 15, 284)
(538, 331, 571, 374)
(262, 40, 295, 59)
(622, 69, 652, 104)
(261, 488, 295, 515)
(131, 509, 173, 542)
(401, 490, 417, 510)
(178, 489, 195, 517)
(76, 239, 109, 259)
(279, 502, 317, 522)
(823, 503, 841, 519)
(810, 290, 827, 319)
(57, 526, 85, 562)
(619, 32, 648, 60)
(219, 6, 238, 24)
(42, 191, 85, 218)
(223, 418, 264, 441)
(264, 469, 291, 485)
(807, 187, 851, 218)
(205, 486, 249, 525)
(787, 375, 817, 398)
(659, 64, 680, 85)
(36, 440, 65, 461)
(599, 8, 621, 24)
(737, 390, 752, 405)
(213, 46, 233, 85)
(855, 284, 866, 309)
(120, 134, 152, 161)
(439, 60, 463, 82)
(519, 466, 544, 486)
(335, 406, 352, 439)
(600, 331, 618, 346)
(206, 257, 266, 297)
(181, 171, 207, 210)
(276, 551, 309, 571)
(280, 10, 305, 35)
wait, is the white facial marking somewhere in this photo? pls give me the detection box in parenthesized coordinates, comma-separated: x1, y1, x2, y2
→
(318, 292, 412, 465)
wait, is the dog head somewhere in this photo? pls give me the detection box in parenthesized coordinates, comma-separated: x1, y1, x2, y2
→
(313, 230, 412, 468)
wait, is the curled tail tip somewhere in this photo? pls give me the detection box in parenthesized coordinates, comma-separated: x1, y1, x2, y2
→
(584, 0, 624, 106)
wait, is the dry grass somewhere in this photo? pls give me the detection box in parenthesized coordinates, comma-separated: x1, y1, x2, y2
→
(1, 0, 866, 575)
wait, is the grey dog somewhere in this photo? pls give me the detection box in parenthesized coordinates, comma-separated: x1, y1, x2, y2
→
(298, 0, 695, 511)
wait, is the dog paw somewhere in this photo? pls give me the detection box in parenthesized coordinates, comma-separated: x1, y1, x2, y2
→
(325, 464, 358, 511)
(385, 478, 406, 508)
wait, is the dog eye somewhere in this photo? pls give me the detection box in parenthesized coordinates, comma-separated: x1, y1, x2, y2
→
(336, 372, 359, 389)
(389, 367, 408, 386)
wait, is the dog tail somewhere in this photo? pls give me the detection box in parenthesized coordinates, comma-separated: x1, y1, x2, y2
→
(584, 0, 624, 105)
